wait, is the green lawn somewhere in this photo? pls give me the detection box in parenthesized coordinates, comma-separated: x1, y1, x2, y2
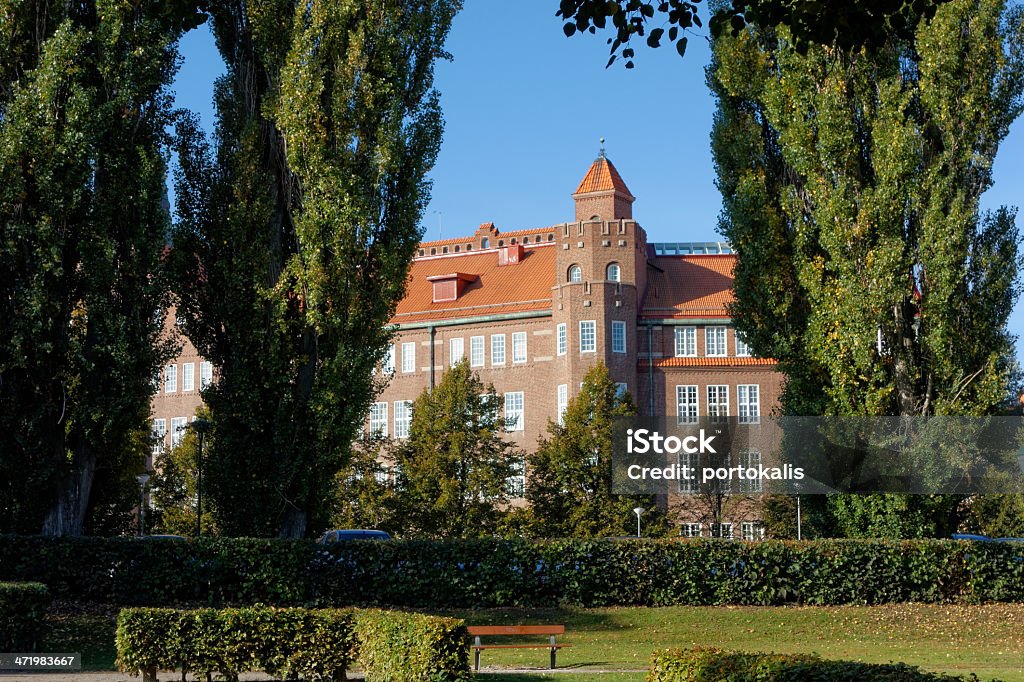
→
(45, 603, 1024, 680)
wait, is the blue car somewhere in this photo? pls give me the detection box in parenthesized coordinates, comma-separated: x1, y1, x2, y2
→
(318, 529, 392, 543)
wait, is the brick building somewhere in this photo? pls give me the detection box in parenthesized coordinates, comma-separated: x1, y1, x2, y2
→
(150, 151, 783, 537)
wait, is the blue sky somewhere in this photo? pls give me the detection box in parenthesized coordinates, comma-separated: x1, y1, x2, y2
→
(171, 1, 1023, 364)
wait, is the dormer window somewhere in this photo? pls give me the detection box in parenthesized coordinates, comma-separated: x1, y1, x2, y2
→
(568, 265, 582, 283)
(607, 263, 620, 282)
(427, 273, 477, 303)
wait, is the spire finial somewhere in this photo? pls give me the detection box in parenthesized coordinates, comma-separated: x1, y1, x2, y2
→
(598, 137, 606, 159)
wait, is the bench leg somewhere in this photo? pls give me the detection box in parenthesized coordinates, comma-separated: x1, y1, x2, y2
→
(475, 649, 481, 671)
(550, 647, 556, 669)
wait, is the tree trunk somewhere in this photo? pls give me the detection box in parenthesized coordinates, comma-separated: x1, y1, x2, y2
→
(278, 505, 307, 539)
(41, 447, 96, 536)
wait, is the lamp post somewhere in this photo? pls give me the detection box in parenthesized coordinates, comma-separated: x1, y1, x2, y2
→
(190, 417, 211, 537)
(137, 473, 150, 537)
(632, 506, 645, 538)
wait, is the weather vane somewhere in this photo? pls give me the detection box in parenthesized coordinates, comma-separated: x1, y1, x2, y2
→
(599, 137, 606, 158)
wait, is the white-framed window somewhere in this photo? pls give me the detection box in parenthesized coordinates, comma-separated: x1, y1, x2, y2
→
(707, 385, 729, 422)
(374, 465, 391, 485)
(615, 382, 628, 399)
(556, 323, 567, 356)
(738, 384, 760, 424)
(504, 391, 524, 431)
(470, 336, 485, 367)
(676, 385, 699, 425)
(611, 321, 626, 354)
(680, 522, 702, 538)
(557, 384, 568, 425)
(401, 342, 416, 373)
(710, 523, 734, 539)
(164, 364, 177, 393)
(678, 452, 700, 494)
(706, 326, 728, 356)
(742, 521, 765, 541)
(512, 332, 527, 364)
(383, 345, 396, 374)
(491, 334, 506, 366)
(170, 417, 188, 447)
(606, 262, 620, 282)
(369, 402, 388, 437)
(580, 320, 596, 353)
(674, 327, 697, 357)
(507, 459, 525, 497)
(151, 419, 167, 455)
(200, 361, 213, 389)
(450, 338, 464, 367)
(735, 333, 752, 357)
(394, 400, 412, 439)
(740, 450, 763, 493)
(568, 264, 582, 282)
(181, 363, 195, 392)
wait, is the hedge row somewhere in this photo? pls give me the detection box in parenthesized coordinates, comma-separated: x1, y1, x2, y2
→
(115, 606, 469, 682)
(3, 536, 1023, 607)
(648, 647, 978, 681)
(0, 582, 50, 650)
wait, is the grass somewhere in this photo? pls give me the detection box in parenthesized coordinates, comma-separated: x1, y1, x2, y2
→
(42, 602, 1024, 680)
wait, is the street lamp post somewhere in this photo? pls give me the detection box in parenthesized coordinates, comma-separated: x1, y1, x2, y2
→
(137, 473, 150, 537)
(632, 506, 645, 538)
(190, 418, 211, 537)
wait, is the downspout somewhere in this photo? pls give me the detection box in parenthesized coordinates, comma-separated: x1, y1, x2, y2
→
(429, 325, 436, 392)
(646, 322, 655, 417)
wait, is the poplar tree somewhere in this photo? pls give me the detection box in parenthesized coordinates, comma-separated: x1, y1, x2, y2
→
(0, 1, 200, 534)
(170, 0, 456, 537)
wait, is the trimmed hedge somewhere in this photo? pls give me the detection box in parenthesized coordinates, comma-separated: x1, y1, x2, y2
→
(648, 647, 978, 681)
(3, 536, 1024, 607)
(0, 581, 50, 650)
(115, 606, 469, 682)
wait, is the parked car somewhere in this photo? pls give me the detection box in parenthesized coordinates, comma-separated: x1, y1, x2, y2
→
(950, 533, 995, 542)
(318, 529, 391, 543)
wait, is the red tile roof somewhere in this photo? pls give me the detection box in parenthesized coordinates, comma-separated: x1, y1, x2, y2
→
(642, 255, 735, 319)
(392, 245, 556, 324)
(574, 156, 633, 197)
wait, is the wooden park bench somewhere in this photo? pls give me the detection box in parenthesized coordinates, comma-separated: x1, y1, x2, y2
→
(466, 625, 570, 671)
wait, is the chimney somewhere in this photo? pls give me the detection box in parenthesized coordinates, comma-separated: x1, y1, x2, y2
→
(497, 244, 524, 266)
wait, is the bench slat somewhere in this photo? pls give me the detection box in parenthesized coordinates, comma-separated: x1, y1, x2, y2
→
(467, 625, 565, 636)
(472, 644, 572, 650)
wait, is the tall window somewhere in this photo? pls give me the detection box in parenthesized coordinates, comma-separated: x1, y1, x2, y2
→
(606, 262, 620, 282)
(615, 382, 628, 399)
(369, 402, 388, 437)
(394, 401, 412, 439)
(504, 391, 524, 431)
(507, 459, 525, 497)
(676, 385, 698, 425)
(707, 385, 729, 422)
(383, 345, 395, 374)
(735, 333, 752, 357)
(151, 419, 167, 455)
(512, 332, 527, 364)
(738, 384, 760, 424)
(450, 337, 464, 367)
(568, 264, 582, 282)
(678, 452, 699, 494)
(170, 417, 187, 447)
(557, 384, 568, 425)
(680, 522, 702, 538)
(491, 334, 506, 365)
(706, 326, 727, 356)
(674, 327, 697, 357)
(556, 323, 567, 356)
(401, 342, 416, 373)
(470, 336, 485, 367)
(200, 361, 213, 389)
(182, 363, 194, 392)
(164, 364, 177, 393)
(742, 521, 765, 541)
(740, 450, 763, 493)
(611, 321, 626, 354)
(710, 523, 734, 539)
(579, 320, 596, 353)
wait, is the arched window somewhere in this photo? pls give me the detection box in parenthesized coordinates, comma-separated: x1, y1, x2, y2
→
(481, 238, 489, 248)
(568, 265, 583, 283)
(606, 263, 621, 282)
